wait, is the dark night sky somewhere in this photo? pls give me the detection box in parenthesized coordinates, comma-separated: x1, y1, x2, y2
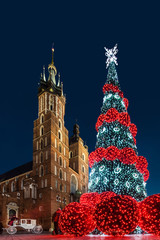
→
(0, 1, 160, 196)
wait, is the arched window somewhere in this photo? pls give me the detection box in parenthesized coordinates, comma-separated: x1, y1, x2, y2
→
(60, 184, 62, 192)
(46, 151, 48, 160)
(59, 144, 62, 153)
(59, 157, 63, 166)
(21, 179, 24, 190)
(59, 119, 62, 129)
(54, 166, 57, 175)
(40, 126, 44, 136)
(59, 169, 63, 179)
(40, 139, 43, 149)
(70, 175, 78, 194)
(36, 155, 38, 164)
(39, 165, 44, 177)
(11, 181, 15, 192)
(40, 114, 44, 124)
(2, 185, 6, 193)
(69, 151, 73, 158)
(64, 159, 66, 168)
(36, 141, 39, 150)
(40, 152, 43, 163)
(49, 95, 54, 111)
(82, 153, 85, 161)
(58, 131, 62, 141)
(82, 165, 85, 173)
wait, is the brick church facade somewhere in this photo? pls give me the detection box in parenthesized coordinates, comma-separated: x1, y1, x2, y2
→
(0, 49, 89, 230)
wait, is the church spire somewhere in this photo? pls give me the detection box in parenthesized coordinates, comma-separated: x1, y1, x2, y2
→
(48, 44, 57, 85)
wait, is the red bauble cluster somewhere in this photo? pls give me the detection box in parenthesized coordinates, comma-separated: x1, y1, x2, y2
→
(105, 108, 119, 122)
(59, 202, 96, 236)
(100, 191, 117, 201)
(103, 84, 124, 98)
(89, 146, 137, 167)
(105, 146, 120, 161)
(123, 98, 129, 109)
(95, 108, 132, 131)
(119, 112, 131, 126)
(80, 192, 100, 208)
(119, 147, 137, 165)
(143, 169, 149, 182)
(136, 156, 148, 174)
(139, 194, 160, 235)
(94, 195, 139, 236)
(129, 123, 137, 137)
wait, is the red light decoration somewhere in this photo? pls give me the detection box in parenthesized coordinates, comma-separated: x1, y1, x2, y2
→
(94, 195, 139, 236)
(80, 192, 100, 208)
(133, 137, 136, 145)
(102, 84, 124, 98)
(119, 112, 131, 126)
(95, 109, 135, 132)
(136, 156, 148, 174)
(59, 202, 96, 236)
(119, 147, 137, 164)
(94, 147, 106, 162)
(129, 123, 137, 137)
(105, 108, 119, 123)
(139, 194, 160, 235)
(105, 146, 120, 161)
(96, 114, 105, 131)
(123, 98, 129, 109)
(89, 146, 138, 167)
(100, 191, 117, 201)
(143, 169, 149, 182)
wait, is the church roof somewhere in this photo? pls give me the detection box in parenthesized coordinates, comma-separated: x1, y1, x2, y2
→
(0, 161, 33, 183)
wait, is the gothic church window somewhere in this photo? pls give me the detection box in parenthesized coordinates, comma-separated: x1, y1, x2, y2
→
(11, 181, 15, 192)
(59, 144, 62, 153)
(55, 166, 57, 175)
(49, 95, 54, 111)
(82, 153, 85, 161)
(69, 151, 73, 158)
(39, 165, 44, 177)
(70, 175, 77, 194)
(59, 169, 63, 179)
(40, 114, 44, 124)
(40, 126, 44, 136)
(59, 157, 63, 166)
(58, 131, 62, 141)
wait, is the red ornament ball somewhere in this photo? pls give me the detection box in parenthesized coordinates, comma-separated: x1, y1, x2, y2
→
(139, 194, 160, 235)
(123, 98, 129, 109)
(129, 123, 137, 137)
(94, 147, 106, 162)
(105, 146, 120, 161)
(88, 151, 96, 167)
(80, 192, 100, 208)
(143, 169, 149, 182)
(96, 114, 105, 131)
(119, 112, 131, 126)
(105, 108, 119, 123)
(119, 147, 137, 164)
(136, 156, 148, 174)
(100, 191, 117, 201)
(59, 202, 96, 236)
(95, 195, 139, 236)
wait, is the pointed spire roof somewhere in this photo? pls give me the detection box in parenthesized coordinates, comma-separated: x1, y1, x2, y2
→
(48, 44, 57, 85)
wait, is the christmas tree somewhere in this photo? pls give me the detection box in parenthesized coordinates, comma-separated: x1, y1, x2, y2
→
(88, 45, 149, 202)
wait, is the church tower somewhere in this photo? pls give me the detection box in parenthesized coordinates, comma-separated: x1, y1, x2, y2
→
(32, 47, 70, 227)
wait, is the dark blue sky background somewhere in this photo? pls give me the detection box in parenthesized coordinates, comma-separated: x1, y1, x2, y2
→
(0, 1, 160, 196)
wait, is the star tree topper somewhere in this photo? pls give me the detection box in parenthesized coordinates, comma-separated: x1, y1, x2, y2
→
(104, 44, 118, 68)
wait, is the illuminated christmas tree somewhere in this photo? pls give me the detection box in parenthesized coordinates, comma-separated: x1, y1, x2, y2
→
(88, 45, 149, 201)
